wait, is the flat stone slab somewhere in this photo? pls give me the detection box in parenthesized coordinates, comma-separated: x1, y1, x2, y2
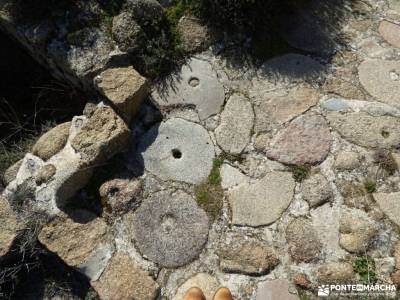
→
(327, 112, 400, 148)
(220, 163, 249, 190)
(92, 252, 159, 300)
(215, 94, 254, 154)
(286, 218, 322, 263)
(256, 279, 299, 300)
(228, 171, 295, 227)
(218, 234, 279, 275)
(258, 53, 324, 83)
(266, 114, 332, 165)
(373, 192, 400, 226)
(151, 58, 225, 120)
(255, 84, 319, 132)
(173, 273, 219, 300)
(137, 118, 215, 184)
(130, 190, 209, 267)
(358, 59, 400, 108)
(379, 21, 400, 49)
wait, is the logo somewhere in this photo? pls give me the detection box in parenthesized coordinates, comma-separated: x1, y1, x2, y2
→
(318, 285, 330, 297)
(317, 284, 397, 298)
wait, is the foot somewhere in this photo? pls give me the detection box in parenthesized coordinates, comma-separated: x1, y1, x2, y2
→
(213, 287, 233, 300)
(183, 287, 206, 300)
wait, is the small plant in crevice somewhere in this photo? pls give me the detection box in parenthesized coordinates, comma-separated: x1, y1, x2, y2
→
(290, 164, 311, 183)
(373, 149, 398, 176)
(208, 156, 224, 185)
(353, 256, 376, 284)
(195, 156, 225, 221)
(364, 180, 377, 194)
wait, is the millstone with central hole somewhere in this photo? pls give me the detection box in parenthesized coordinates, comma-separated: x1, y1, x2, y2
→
(130, 189, 209, 268)
(137, 118, 215, 184)
(150, 58, 225, 120)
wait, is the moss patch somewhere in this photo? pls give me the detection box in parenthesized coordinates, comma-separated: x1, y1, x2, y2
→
(353, 256, 376, 284)
(290, 164, 311, 183)
(195, 183, 223, 222)
(195, 156, 225, 221)
(364, 180, 377, 194)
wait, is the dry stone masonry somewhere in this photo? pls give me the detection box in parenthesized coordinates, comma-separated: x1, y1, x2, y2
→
(2, 0, 400, 299)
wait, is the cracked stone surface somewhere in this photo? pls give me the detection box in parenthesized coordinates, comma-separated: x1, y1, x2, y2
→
(379, 20, 400, 49)
(229, 171, 295, 227)
(129, 190, 209, 267)
(92, 252, 159, 300)
(151, 58, 225, 120)
(327, 112, 400, 148)
(254, 84, 319, 132)
(286, 218, 322, 263)
(137, 118, 215, 184)
(373, 192, 400, 226)
(266, 114, 332, 165)
(358, 59, 400, 108)
(94, 66, 149, 122)
(218, 234, 279, 275)
(215, 94, 254, 154)
(38, 210, 112, 279)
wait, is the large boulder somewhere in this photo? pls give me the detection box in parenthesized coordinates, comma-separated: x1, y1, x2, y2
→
(94, 67, 149, 122)
(0, 196, 20, 260)
(38, 210, 113, 280)
(32, 122, 71, 161)
(71, 106, 130, 163)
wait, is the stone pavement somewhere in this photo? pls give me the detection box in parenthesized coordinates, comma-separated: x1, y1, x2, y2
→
(2, 0, 400, 299)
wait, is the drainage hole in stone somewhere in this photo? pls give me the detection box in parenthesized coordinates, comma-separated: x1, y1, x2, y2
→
(188, 77, 200, 87)
(172, 149, 182, 159)
(381, 129, 390, 138)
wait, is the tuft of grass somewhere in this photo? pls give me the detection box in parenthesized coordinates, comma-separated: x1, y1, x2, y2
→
(373, 149, 398, 176)
(290, 165, 311, 183)
(195, 183, 223, 222)
(194, 155, 225, 221)
(364, 180, 377, 194)
(353, 256, 376, 284)
(208, 157, 224, 185)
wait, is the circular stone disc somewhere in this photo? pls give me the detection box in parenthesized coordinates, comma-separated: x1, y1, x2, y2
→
(130, 190, 209, 268)
(151, 58, 225, 120)
(137, 118, 215, 184)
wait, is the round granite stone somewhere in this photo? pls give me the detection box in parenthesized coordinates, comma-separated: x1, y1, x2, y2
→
(137, 118, 215, 184)
(131, 190, 209, 267)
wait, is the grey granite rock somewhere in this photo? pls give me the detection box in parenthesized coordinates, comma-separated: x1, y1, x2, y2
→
(137, 118, 215, 184)
(266, 114, 332, 165)
(151, 58, 225, 120)
(215, 94, 254, 154)
(130, 190, 209, 267)
(229, 171, 295, 227)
